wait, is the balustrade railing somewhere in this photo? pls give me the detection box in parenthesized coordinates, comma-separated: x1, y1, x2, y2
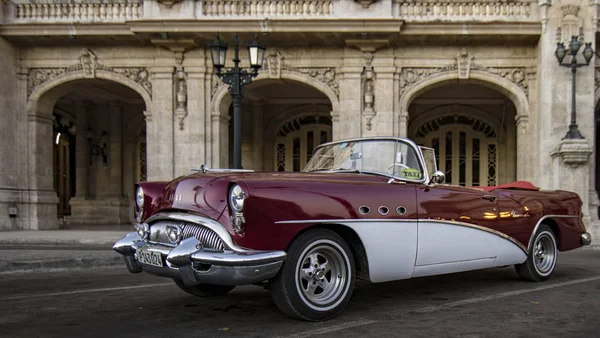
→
(7, 0, 538, 23)
(201, 0, 333, 17)
(15, 1, 142, 22)
(395, 1, 535, 20)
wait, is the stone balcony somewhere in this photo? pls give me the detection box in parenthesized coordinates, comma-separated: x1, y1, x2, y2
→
(4, 0, 539, 24)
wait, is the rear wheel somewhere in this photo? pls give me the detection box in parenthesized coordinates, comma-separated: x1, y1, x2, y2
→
(270, 229, 355, 321)
(515, 224, 558, 282)
(174, 280, 235, 297)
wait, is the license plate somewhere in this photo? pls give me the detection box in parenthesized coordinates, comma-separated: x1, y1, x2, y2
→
(136, 249, 163, 267)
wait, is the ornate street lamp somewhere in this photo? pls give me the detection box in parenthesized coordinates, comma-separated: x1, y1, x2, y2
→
(555, 35, 594, 139)
(209, 33, 266, 169)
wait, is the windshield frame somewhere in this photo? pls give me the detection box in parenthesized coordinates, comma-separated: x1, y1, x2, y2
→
(303, 137, 431, 184)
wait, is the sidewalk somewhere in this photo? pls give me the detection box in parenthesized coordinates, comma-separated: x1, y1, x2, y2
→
(0, 226, 130, 274)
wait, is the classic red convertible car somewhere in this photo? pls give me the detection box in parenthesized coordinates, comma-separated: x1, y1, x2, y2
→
(113, 136, 591, 321)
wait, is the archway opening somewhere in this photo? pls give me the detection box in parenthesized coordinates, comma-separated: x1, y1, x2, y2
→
(224, 78, 333, 171)
(45, 79, 146, 225)
(408, 83, 517, 187)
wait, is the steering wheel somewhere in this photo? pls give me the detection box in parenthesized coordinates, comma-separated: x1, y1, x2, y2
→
(386, 163, 410, 175)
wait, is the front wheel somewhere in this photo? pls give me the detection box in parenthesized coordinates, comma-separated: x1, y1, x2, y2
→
(515, 224, 558, 282)
(174, 279, 235, 297)
(270, 229, 355, 321)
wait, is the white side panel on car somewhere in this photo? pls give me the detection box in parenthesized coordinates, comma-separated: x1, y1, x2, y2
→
(414, 221, 527, 277)
(343, 221, 418, 283)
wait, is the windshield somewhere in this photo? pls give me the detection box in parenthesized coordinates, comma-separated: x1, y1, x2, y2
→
(304, 139, 425, 181)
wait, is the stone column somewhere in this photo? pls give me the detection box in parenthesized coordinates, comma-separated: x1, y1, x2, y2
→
(147, 67, 175, 181)
(211, 110, 230, 168)
(73, 100, 89, 198)
(174, 66, 207, 176)
(540, 2, 596, 233)
(338, 66, 363, 140)
(371, 63, 396, 137)
(515, 67, 538, 183)
(252, 100, 265, 171)
(108, 101, 123, 197)
(241, 102, 253, 169)
(27, 110, 59, 229)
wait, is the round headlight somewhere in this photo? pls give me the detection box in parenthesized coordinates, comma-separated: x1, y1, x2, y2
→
(135, 187, 144, 209)
(229, 184, 245, 213)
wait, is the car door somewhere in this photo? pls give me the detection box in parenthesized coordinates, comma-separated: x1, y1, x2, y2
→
(413, 184, 501, 277)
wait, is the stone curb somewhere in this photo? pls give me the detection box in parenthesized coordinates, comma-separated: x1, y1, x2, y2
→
(0, 238, 120, 248)
(0, 255, 124, 275)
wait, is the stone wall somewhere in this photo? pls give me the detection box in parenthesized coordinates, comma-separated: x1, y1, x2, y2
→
(0, 37, 28, 230)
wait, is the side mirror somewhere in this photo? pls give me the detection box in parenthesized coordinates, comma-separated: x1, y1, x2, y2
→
(430, 170, 445, 184)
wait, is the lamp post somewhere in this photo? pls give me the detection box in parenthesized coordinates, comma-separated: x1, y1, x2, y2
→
(209, 33, 266, 169)
(555, 35, 594, 139)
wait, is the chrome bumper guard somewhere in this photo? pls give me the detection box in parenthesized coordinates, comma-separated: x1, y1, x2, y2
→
(113, 231, 287, 287)
(581, 232, 592, 246)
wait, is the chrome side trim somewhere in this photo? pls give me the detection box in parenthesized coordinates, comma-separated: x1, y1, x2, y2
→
(275, 218, 527, 253)
(190, 164, 254, 173)
(275, 218, 416, 224)
(145, 212, 251, 252)
(527, 214, 580, 251)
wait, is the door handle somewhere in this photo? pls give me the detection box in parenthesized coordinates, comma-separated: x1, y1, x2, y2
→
(482, 195, 496, 202)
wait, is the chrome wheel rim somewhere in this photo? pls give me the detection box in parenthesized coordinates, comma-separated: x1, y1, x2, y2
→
(295, 239, 350, 311)
(533, 231, 556, 276)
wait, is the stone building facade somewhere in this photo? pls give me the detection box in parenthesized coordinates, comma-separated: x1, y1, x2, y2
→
(0, 0, 599, 240)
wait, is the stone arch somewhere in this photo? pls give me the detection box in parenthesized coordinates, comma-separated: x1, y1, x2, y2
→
(27, 70, 152, 117)
(209, 71, 338, 168)
(398, 70, 529, 136)
(265, 104, 332, 135)
(407, 104, 506, 140)
(25, 69, 152, 228)
(211, 70, 339, 118)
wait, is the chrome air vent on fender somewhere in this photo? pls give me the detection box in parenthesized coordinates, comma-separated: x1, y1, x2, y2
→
(149, 220, 226, 251)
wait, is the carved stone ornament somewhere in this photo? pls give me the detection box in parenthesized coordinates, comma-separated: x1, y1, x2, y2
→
(399, 61, 529, 98)
(157, 0, 182, 8)
(174, 70, 188, 131)
(262, 60, 339, 96)
(355, 0, 379, 8)
(266, 49, 283, 79)
(362, 52, 376, 131)
(28, 49, 152, 98)
(363, 79, 376, 130)
(79, 48, 97, 78)
(595, 67, 600, 92)
(456, 49, 473, 80)
(556, 5, 583, 44)
(551, 139, 592, 169)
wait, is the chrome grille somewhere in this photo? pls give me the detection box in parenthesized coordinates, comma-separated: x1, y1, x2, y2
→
(149, 220, 225, 250)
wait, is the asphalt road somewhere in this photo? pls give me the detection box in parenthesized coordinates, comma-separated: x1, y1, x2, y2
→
(1, 249, 599, 338)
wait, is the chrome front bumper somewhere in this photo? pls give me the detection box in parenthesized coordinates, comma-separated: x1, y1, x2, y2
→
(581, 232, 592, 246)
(113, 227, 287, 287)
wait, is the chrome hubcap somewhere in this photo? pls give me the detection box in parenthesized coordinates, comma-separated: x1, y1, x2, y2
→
(295, 240, 348, 310)
(533, 232, 556, 275)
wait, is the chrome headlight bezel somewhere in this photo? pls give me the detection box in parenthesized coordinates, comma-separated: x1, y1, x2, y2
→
(229, 184, 245, 213)
(135, 187, 145, 209)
